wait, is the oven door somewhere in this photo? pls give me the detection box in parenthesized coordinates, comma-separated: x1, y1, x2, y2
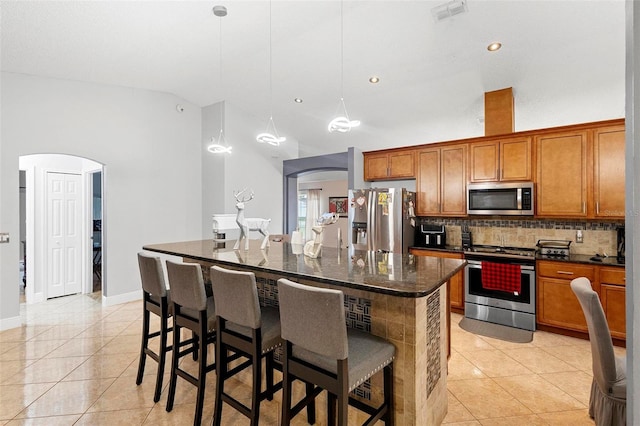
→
(464, 259, 535, 314)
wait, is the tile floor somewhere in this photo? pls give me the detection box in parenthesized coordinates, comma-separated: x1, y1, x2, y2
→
(0, 293, 626, 425)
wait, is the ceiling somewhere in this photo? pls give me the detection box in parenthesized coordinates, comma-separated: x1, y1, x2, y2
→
(1, 1, 626, 157)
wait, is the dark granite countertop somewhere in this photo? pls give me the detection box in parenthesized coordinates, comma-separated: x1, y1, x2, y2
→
(143, 239, 466, 298)
(537, 253, 625, 267)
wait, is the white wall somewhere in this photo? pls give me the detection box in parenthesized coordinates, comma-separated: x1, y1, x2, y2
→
(216, 101, 299, 237)
(0, 73, 203, 325)
(201, 101, 226, 239)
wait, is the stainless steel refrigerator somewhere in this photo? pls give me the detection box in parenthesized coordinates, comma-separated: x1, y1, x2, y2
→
(348, 188, 416, 253)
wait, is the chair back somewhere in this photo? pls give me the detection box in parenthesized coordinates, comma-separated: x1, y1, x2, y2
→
(138, 252, 167, 297)
(277, 278, 348, 360)
(570, 277, 617, 392)
(166, 260, 207, 311)
(210, 266, 261, 329)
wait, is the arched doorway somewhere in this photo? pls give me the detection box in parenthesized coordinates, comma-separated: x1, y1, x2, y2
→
(19, 154, 105, 304)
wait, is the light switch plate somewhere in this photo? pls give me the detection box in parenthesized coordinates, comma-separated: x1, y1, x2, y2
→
(0, 233, 9, 243)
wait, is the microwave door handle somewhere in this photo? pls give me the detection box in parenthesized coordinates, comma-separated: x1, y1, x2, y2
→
(517, 188, 522, 210)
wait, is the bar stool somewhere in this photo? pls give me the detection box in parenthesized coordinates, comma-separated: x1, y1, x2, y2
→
(210, 265, 283, 426)
(135, 252, 172, 403)
(165, 260, 216, 426)
(277, 278, 395, 426)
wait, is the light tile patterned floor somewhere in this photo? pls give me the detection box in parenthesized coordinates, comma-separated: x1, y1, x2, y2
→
(0, 294, 625, 425)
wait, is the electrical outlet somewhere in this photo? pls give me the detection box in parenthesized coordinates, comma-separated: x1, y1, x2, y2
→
(576, 230, 583, 244)
(0, 233, 9, 243)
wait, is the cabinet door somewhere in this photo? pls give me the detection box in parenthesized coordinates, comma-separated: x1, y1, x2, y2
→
(440, 144, 467, 216)
(594, 126, 625, 218)
(536, 131, 589, 217)
(416, 148, 441, 215)
(469, 141, 499, 182)
(500, 137, 532, 181)
(600, 284, 626, 339)
(537, 276, 588, 332)
(364, 153, 390, 181)
(389, 151, 415, 178)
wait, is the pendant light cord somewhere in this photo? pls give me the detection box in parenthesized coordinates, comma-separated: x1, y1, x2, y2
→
(219, 15, 224, 131)
(340, 0, 344, 99)
(269, 0, 273, 119)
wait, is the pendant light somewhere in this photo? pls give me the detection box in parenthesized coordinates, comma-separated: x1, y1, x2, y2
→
(208, 5, 232, 154)
(328, 0, 360, 133)
(256, 0, 285, 146)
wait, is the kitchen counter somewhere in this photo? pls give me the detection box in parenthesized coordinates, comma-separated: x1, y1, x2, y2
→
(145, 240, 465, 298)
(143, 239, 466, 425)
(411, 245, 625, 267)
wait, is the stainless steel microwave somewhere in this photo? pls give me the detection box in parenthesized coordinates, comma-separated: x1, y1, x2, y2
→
(467, 182, 534, 215)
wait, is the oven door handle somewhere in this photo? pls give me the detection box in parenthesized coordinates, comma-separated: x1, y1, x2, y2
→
(465, 260, 535, 271)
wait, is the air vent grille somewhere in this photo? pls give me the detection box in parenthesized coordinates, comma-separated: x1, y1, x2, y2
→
(431, 0, 468, 22)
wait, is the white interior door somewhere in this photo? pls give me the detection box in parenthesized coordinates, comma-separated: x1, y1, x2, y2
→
(47, 172, 82, 298)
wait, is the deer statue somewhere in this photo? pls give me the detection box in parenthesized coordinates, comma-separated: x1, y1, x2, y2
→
(233, 188, 271, 250)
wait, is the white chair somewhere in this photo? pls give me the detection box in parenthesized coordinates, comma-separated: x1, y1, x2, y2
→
(570, 277, 626, 425)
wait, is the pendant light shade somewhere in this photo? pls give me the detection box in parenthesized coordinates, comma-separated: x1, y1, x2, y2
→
(207, 5, 232, 154)
(328, 97, 361, 133)
(329, 0, 360, 133)
(257, 116, 286, 146)
(257, 1, 285, 146)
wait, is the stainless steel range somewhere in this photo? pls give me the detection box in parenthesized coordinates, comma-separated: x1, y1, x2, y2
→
(464, 245, 536, 331)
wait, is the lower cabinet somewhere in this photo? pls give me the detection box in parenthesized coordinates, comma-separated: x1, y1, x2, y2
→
(410, 248, 464, 312)
(600, 266, 626, 339)
(536, 260, 625, 340)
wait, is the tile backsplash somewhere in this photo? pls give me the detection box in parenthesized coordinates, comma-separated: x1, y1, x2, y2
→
(417, 218, 624, 256)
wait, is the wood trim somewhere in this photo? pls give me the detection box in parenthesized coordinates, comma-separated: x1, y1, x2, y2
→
(362, 118, 624, 155)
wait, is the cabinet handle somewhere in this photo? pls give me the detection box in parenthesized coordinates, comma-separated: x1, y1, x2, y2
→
(582, 202, 586, 213)
(557, 271, 575, 275)
(596, 202, 600, 214)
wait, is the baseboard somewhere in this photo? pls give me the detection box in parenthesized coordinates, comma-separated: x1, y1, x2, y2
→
(102, 289, 141, 307)
(0, 315, 22, 331)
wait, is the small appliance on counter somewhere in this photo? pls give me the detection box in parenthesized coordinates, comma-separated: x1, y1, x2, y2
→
(415, 224, 446, 248)
(617, 227, 625, 264)
(536, 239, 571, 258)
(461, 224, 472, 250)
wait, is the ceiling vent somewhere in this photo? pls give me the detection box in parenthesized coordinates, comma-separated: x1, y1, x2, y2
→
(431, 0, 468, 22)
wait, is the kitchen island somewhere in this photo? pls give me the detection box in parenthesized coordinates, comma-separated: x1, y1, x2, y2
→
(143, 239, 466, 425)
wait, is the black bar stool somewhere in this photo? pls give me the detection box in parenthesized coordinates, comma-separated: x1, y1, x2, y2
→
(135, 252, 172, 402)
(165, 260, 217, 426)
(210, 265, 283, 426)
(277, 278, 395, 426)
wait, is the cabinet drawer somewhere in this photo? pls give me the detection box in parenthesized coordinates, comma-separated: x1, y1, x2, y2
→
(537, 261, 595, 281)
(600, 266, 625, 286)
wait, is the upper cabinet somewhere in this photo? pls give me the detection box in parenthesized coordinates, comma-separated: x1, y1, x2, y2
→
(593, 125, 625, 218)
(469, 136, 532, 183)
(536, 122, 625, 219)
(364, 149, 415, 181)
(536, 130, 589, 217)
(416, 144, 467, 216)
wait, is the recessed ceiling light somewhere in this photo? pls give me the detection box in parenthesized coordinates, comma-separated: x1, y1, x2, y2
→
(369, 76, 380, 84)
(487, 42, 502, 52)
(294, 98, 303, 103)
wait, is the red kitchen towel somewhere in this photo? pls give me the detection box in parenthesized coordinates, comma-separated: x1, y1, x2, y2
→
(481, 261, 521, 293)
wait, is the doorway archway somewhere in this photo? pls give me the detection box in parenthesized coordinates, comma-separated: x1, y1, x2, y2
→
(19, 154, 104, 304)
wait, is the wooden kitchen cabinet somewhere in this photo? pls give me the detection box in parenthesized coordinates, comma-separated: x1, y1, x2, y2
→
(469, 136, 532, 183)
(416, 144, 467, 216)
(537, 260, 626, 340)
(410, 248, 465, 312)
(364, 149, 415, 181)
(535, 130, 589, 217)
(599, 266, 626, 339)
(593, 125, 625, 218)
